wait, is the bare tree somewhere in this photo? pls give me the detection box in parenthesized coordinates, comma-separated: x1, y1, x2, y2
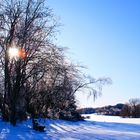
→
(129, 98, 140, 118)
(0, 0, 111, 126)
(121, 98, 140, 118)
(121, 103, 131, 118)
(0, 0, 57, 125)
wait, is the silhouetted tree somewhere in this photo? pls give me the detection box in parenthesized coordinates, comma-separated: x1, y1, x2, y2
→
(0, 0, 111, 127)
(129, 98, 140, 118)
(0, 0, 57, 125)
(121, 104, 131, 118)
(121, 98, 140, 118)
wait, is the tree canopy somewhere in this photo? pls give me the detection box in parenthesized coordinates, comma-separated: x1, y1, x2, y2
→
(0, 0, 111, 126)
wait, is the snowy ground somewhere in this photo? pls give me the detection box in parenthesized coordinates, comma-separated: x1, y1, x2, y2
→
(0, 114, 140, 140)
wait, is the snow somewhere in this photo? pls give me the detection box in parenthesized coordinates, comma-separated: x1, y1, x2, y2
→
(83, 114, 140, 124)
(0, 114, 140, 140)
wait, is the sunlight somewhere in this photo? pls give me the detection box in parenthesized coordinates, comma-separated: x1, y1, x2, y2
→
(8, 47, 19, 59)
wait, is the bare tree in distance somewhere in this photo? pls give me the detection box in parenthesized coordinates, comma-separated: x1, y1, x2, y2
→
(129, 98, 140, 118)
(121, 98, 140, 118)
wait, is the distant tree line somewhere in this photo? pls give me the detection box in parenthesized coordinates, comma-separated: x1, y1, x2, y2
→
(121, 98, 140, 118)
(0, 0, 111, 127)
(77, 103, 124, 116)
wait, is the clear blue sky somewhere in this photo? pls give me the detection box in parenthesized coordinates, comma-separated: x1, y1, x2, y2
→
(48, 0, 140, 107)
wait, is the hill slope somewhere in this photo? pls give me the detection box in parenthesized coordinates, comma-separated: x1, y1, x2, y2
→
(77, 103, 124, 116)
(0, 114, 140, 140)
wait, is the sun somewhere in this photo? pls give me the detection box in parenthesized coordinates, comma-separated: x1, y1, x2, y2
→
(8, 47, 19, 59)
(8, 47, 26, 60)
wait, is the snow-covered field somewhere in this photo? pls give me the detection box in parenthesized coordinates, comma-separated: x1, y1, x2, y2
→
(0, 114, 140, 140)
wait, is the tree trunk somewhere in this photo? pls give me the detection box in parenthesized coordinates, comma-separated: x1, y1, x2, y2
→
(10, 101, 16, 126)
(2, 53, 11, 121)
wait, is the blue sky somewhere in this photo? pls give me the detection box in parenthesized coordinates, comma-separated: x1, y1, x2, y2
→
(48, 0, 140, 107)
